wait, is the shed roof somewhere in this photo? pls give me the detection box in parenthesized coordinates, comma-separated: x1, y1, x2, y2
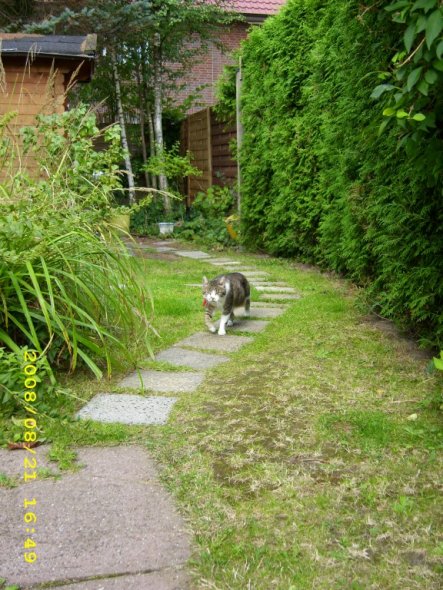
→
(230, 0, 286, 15)
(0, 34, 97, 60)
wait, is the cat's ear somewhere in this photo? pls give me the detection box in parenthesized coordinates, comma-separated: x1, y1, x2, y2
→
(202, 276, 208, 287)
(218, 275, 225, 285)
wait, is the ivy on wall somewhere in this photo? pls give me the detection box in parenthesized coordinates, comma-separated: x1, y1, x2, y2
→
(217, 0, 443, 347)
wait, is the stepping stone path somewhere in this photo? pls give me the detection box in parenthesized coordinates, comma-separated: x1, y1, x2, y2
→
(1, 239, 303, 590)
(0, 446, 191, 589)
(78, 240, 301, 426)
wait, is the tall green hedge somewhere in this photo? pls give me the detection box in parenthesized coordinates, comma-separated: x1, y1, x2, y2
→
(218, 0, 443, 347)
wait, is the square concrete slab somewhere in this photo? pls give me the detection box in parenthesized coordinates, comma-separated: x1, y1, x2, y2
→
(153, 240, 177, 246)
(259, 293, 302, 301)
(155, 246, 177, 253)
(255, 285, 297, 292)
(249, 307, 287, 319)
(210, 260, 241, 266)
(251, 301, 289, 308)
(0, 446, 190, 588)
(249, 278, 289, 290)
(176, 332, 253, 352)
(118, 370, 205, 393)
(77, 394, 177, 425)
(175, 250, 212, 259)
(156, 347, 229, 370)
(240, 271, 270, 278)
(231, 320, 269, 333)
(48, 569, 188, 590)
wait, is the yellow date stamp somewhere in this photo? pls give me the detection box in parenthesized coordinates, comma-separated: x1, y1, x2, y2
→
(22, 349, 39, 564)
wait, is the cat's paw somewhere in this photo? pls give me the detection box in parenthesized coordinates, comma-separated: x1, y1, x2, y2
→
(209, 326, 217, 333)
(227, 319, 234, 327)
(218, 329, 226, 336)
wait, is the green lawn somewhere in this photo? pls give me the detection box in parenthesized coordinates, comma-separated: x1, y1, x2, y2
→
(2, 244, 442, 589)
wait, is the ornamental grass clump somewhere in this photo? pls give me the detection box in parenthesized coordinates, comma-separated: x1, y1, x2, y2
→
(0, 106, 153, 390)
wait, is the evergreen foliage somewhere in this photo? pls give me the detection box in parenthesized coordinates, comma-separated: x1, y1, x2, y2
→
(217, 0, 443, 347)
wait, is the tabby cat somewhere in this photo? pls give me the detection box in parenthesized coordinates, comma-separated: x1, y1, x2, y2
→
(202, 272, 250, 335)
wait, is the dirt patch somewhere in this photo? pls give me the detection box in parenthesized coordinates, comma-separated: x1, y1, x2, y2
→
(361, 315, 432, 361)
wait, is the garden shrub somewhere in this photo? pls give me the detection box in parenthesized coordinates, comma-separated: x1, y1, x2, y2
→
(218, 0, 443, 347)
(175, 185, 237, 247)
(0, 106, 153, 383)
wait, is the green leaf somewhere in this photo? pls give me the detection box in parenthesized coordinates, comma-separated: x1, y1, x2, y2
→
(436, 39, 443, 58)
(396, 109, 409, 118)
(406, 66, 423, 90)
(371, 84, 395, 99)
(386, 1, 410, 11)
(424, 68, 439, 83)
(425, 9, 443, 49)
(412, 112, 426, 120)
(412, 0, 437, 13)
(383, 107, 396, 116)
(417, 79, 429, 94)
(404, 22, 417, 52)
(433, 58, 443, 70)
(433, 354, 443, 370)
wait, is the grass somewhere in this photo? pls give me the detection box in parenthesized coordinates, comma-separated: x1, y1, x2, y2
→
(2, 241, 442, 588)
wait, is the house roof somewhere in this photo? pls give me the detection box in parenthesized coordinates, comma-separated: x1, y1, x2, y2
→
(0, 34, 97, 60)
(230, 0, 286, 16)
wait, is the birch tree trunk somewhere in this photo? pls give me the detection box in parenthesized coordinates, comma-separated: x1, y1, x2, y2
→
(136, 60, 150, 188)
(111, 49, 136, 205)
(152, 32, 171, 213)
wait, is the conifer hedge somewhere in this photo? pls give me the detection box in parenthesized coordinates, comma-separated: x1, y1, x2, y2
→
(218, 0, 443, 348)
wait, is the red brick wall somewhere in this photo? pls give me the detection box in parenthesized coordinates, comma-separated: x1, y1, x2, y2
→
(175, 22, 249, 114)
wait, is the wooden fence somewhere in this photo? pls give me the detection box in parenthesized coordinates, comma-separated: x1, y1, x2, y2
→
(181, 107, 237, 202)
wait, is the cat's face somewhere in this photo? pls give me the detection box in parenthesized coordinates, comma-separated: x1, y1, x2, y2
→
(202, 276, 226, 305)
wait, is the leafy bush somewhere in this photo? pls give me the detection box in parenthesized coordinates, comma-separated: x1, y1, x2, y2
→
(175, 185, 237, 247)
(0, 347, 54, 418)
(0, 106, 153, 380)
(217, 0, 443, 347)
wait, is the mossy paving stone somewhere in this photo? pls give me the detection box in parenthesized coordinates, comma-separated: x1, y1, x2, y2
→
(176, 332, 253, 353)
(118, 369, 205, 393)
(0, 447, 190, 588)
(156, 347, 229, 370)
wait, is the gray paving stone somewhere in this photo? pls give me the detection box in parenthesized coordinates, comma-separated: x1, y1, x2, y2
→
(248, 279, 289, 288)
(185, 283, 203, 288)
(231, 320, 270, 333)
(259, 292, 302, 301)
(153, 240, 177, 246)
(118, 369, 205, 393)
(48, 569, 188, 590)
(77, 394, 177, 425)
(255, 285, 297, 293)
(252, 301, 289, 308)
(177, 332, 253, 352)
(175, 250, 212, 259)
(241, 271, 270, 278)
(0, 446, 190, 588)
(205, 258, 237, 264)
(248, 307, 287, 319)
(210, 260, 241, 266)
(155, 246, 178, 253)
(156, 347, 229, 370)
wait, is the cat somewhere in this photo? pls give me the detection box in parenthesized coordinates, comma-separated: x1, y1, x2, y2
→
(202, 272, 250, 336)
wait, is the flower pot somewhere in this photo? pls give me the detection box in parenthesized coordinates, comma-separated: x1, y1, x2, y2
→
(158, 222, 174, 235)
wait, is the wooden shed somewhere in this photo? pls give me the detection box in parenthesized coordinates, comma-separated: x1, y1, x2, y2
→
(0, 33, 96, 175)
